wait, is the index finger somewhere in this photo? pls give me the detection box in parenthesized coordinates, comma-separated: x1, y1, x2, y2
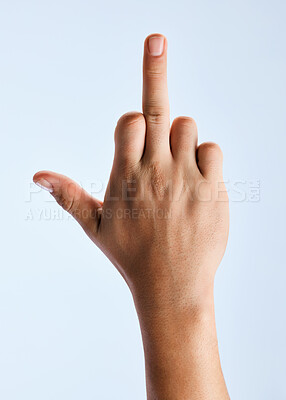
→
(142, 34, 170, 155)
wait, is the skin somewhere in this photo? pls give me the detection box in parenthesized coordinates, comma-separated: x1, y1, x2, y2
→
(34, 34, 230, 400)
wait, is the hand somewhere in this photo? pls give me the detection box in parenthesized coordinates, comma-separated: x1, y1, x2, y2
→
(34, 34, 230, 400)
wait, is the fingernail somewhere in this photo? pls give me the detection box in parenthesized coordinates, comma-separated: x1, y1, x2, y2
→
(35, 178, 54, 193)
(148, 35, 164, 56)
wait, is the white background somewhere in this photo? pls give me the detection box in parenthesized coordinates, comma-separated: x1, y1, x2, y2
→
(0, 0, 285, 399)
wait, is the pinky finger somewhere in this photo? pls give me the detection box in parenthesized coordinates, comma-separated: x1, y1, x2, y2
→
(196, 142, 224, 180)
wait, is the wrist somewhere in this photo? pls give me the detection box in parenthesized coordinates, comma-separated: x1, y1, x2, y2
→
(133, 289, 223, 400)
(130, 273, 215, 323)
(128, 268, 228, 400)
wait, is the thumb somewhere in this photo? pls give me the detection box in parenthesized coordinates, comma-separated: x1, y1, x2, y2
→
(33, 171, 103, 235)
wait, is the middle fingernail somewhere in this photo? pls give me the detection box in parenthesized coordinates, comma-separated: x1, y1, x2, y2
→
(148, 35, 164, 56)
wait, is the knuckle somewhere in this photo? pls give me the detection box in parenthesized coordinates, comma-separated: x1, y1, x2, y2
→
(144, 104, 167, 125)
(117, 112, 144, 129)
(199, 142, 223, 160)
(173, 116, 197, 131)
(55, 192, 74, 213)
(54, 184, 82, 215)
(146, 68, 166, 80)
(62, 197, 75, 214)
